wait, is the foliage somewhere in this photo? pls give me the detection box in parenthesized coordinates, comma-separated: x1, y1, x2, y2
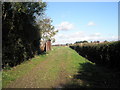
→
(70, 41, 120, 70)
(37, 18, 58, 43)
(75, 40, 88, 44)
(2, 2, 46, 68)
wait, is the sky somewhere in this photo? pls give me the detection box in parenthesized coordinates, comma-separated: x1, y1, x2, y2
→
(45, 2, 118, 44)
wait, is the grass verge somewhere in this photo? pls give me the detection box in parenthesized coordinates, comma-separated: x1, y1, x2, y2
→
(2, 54, 47, 87)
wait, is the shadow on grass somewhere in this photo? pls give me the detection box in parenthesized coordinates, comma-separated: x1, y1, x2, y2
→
(60, 62, 120, 88)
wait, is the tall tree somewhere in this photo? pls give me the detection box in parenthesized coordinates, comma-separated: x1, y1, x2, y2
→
(38, 18, 58, 43)
(2, 2, 46, 67)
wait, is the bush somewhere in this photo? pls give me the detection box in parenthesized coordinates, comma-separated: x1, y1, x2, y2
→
(70, 41, 120, 70)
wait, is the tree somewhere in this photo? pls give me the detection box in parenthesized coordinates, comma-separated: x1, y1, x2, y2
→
(37, 18, 58, 43)
(75, 40, 88, 44)
(82, 40, 88, 43)
(104, 40, 108, 43)
(2, 2, 47, 68)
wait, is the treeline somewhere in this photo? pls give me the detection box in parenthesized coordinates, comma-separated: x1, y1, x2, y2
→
(75, 40, 88, 44)
(2, 2, 57, 68)
(70, 41, 120, 70)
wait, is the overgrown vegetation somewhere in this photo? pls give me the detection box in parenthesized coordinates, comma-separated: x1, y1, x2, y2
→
(2, 2, 57, 68)
(70, 41, 120, 70)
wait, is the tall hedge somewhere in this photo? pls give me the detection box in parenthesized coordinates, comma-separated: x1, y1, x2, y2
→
(2, 2, 46, 68)
(70, 41, 120, 70)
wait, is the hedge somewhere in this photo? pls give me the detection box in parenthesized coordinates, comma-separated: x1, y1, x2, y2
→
(70, 41, 120, 70)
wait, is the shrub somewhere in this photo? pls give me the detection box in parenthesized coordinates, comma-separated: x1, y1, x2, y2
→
(70, 41, 120, 70)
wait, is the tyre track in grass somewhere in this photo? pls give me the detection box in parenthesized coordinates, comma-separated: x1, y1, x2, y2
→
(6, 47, 77, 88)
(5, 46, 120, 88)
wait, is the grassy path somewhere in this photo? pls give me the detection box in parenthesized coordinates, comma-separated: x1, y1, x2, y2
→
(2, 46, 120, 88)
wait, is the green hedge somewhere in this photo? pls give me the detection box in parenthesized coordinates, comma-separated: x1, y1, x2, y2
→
(70, 41, 120, 69)
(2, 2, 46, 68)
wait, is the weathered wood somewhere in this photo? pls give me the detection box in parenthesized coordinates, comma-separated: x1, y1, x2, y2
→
(40, 40, 51, 52)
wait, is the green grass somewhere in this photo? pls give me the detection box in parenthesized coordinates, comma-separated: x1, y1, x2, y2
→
(0, 71, 2, 89)
(2, 54, 47, 87)
(60, 47, 120, 88)
(2, 46, 120, 88)
(2, 46, 60, 88)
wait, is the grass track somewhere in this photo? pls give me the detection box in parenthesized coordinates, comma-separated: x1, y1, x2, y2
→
(2, 46, 120, 88)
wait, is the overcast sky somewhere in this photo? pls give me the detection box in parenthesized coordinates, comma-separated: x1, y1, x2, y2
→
(46, 2, 118, 44)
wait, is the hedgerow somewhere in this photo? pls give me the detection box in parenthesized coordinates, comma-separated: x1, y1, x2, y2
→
(70, 41, 120, 70)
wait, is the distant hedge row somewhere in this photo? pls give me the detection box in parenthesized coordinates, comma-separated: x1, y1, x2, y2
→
(70, 41, 120, 70)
